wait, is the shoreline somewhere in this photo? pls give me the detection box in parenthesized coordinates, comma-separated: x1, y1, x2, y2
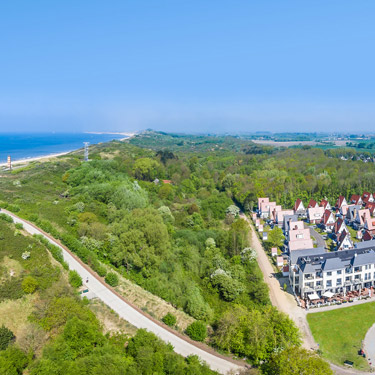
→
(0, 133, 134, 168)
(0, 150, 74, 167)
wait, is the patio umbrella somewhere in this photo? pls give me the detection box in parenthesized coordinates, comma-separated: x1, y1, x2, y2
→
(308, 292, 319, 300)
(322, 291, 334, 298)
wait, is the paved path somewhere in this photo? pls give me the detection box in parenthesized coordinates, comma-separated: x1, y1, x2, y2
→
(364, 324, 375, 372)
(4, 210, 242, 375)
(305, 223, 327, 249)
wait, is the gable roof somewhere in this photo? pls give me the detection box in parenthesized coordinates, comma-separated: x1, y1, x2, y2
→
(308, 199, 318, 208)
(294, 198, 305, 211)
(362, 192, 373, 204)
(363, 231, 373, 241)
(336, 195, 347, 208)
(365, 218, 375, 231)
(283, 214, 298, 230)
(357, 209, 371, 225)
(322, 209, 335, 225)
(308, 206, 325, 219)
(334, 217, 346, 233)
(337, 229, 353, 250)
(320, 199, 330, 209)
(346, 205, 361, 220)
(258, 197, 269, 209)
(350, 194, 362, 205)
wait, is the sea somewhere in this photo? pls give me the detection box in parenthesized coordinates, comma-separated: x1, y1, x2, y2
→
(0, 133, 127, 163)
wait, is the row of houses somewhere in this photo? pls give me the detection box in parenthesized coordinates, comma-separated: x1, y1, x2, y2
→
(255, 193, 375, 300)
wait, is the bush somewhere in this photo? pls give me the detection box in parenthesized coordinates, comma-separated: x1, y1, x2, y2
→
(15, 223, 23, 230)
(90, 258, 107, 277)
(162, 313, 177, 327)
(68, 270, 83, 288)
(105, 272, 119, 287)
(0, 325, 15, 350)
(186, 321, 207, 342)
(0, 214, 13, 223)
(21, 276, 39, 294)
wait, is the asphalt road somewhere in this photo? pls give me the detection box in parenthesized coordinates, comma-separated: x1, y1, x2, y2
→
(3, 210, 242, 375)
(305, 223, 327, 249)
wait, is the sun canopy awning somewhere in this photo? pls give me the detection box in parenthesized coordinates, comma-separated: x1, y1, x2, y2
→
(308, 292, 319, 300)
(322, 291, 334, 298)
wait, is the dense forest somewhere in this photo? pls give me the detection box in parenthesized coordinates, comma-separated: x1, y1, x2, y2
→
(0, 131, 349, 373)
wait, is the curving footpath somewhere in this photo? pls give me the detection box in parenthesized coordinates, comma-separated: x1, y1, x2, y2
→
(3, 210, 243, 375)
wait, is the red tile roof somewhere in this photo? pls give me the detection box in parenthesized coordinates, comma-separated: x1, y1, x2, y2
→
(308, 199, 318, 209)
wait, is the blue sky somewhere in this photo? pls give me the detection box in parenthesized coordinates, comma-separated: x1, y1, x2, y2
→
(0, 1, 374, 133)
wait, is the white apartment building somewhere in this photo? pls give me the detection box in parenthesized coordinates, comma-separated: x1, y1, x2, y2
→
(289, 241, 375, 299)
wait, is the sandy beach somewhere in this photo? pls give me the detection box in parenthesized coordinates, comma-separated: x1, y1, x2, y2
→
(0, 132, 135, 168)
(0, 150, 74, 167)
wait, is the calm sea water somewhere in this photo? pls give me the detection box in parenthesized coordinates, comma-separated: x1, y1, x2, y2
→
(0, 133, 126, 162)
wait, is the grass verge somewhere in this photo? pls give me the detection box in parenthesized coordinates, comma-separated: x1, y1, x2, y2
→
(307, 302, 375, 370)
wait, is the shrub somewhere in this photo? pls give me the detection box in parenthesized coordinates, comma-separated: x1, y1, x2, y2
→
(105, 272, 119, 287)
(0, 214, 13, 223)
(21, 276, 39, 294)
(68, 270, 83, 288)
(15, 223, 23, 230)
(186, 321, 207, 342)
(0, 325, 15, 350)
(162, 313, 177, 327)
(0, 278, 24, 301)
(91, 260, 107, 277)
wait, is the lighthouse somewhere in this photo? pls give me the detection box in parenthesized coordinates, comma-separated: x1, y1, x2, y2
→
(7, 156, 12, 171)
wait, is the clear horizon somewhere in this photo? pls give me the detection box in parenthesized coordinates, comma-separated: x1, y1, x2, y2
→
(1, 1, 375, 133)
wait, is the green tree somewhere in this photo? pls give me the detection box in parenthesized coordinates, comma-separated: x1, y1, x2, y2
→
(184, 285, 212, 320)
(261, 347, 333, 375)
(133, 158, 161, 181)
(21, 276, 39, 294)
(267, 226, 285, 249)
(68, 270, 83, 288)
(105, 272, 119, 287)
(186, 321, 207, 342)
(0, 325, 15, 351)
(211, 270, 244, 301)
(0, 346, 28, 375)
(227, 219, 250, 256)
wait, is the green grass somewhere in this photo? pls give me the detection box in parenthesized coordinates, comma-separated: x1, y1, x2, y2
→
(307, 302, 375, 370)
(347, 226, 360, 243)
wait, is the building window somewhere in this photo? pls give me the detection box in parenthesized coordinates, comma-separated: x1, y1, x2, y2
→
(327, 272, 332, 276)
(337, 278, 342, 286)
(326, 280, 332, 287)
(337, 270, 342, 275)
(354, 266, 362, 272)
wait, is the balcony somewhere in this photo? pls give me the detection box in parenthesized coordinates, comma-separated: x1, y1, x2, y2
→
(304, 275, 314, 281)
(315, 285, 323, 290)
(302, 286, 315, 292)
(344, 280, 352, 286)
